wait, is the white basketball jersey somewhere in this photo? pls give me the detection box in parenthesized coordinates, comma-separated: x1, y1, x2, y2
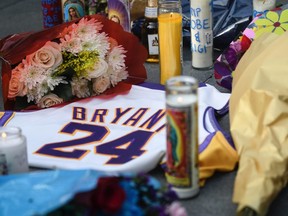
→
(0, 84, 234, 175)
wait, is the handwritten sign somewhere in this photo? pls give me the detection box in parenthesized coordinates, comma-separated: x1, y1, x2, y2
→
(41, 0, 63, 28)
(190, 0, 213, 69)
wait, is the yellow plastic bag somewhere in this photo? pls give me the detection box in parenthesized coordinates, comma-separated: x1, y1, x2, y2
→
(230, 32, 288, 216)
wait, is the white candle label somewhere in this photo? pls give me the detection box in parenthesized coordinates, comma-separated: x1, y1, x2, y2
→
(145, 7, 158, 18)
(190, 0, 213, 69)
(148, 34, 159, 55)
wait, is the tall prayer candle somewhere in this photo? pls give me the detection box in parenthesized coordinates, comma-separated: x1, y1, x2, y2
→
(158, 0, 182, 85)
(0, 127, 28, 175)
(61, 0, 86, 23)
(165, 76, 200, 199)
(190, 0, 213, 70)
(108, 0, 131, 32)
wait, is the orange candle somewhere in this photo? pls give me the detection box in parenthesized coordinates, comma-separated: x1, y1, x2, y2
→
(158, 12, 182, 85)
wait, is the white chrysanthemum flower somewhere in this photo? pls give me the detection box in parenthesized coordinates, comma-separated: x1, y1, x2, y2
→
(73, 23, 98, 41)
(60, 35, 82, 54)
(70, 77, 90, 98)
(89, 32, 110, 58)
(87, 58, 108, 79)
(26, 88, 38, 103)
(107, 45, 127, 71)
(46, 76, 68, 91)
(20, 65, 47, 90)
(26, 82, 49, 103)
(81, 35, 98, 51)
(73, 17, 103, 36)
(108, 66, 128, 87)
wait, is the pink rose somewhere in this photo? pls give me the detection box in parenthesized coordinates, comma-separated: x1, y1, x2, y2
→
(8, 63, 27, 99)
(92, 75, 110, 95)
(26, 41, 62, 70)
(88, 59, 108, 79)
(37, 93, 63, 108)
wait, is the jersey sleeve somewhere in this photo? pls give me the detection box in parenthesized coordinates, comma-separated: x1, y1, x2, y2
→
(0, 111, 15, 126)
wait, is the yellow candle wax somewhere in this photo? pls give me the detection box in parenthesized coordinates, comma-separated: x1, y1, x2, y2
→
(158, 12, 182, 85)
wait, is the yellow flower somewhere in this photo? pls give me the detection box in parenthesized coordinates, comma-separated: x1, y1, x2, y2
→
(254, 9, 288, 39)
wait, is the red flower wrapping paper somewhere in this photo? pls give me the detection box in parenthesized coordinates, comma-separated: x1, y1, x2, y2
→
(0, 14, 148, 110)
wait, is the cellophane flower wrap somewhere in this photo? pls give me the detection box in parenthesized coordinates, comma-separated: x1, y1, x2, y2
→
(0, 14, 147, 110)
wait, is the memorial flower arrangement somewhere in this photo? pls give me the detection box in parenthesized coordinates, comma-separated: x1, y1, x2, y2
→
(7, 18, 126, 109)
(0, 14, 147, 110)
(49, 174, 188, 216)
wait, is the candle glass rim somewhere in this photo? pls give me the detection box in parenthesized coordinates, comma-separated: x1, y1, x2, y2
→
(165, 76, 198, 95)
(158, 0, 181, 3)
(158, 0, 181, 9)
(0, 126, 22, 140)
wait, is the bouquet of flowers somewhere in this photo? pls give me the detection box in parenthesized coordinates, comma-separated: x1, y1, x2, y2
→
(49, 174, 187, 216)
(0, 170, 187, 216)
(0, 14, 147, 110)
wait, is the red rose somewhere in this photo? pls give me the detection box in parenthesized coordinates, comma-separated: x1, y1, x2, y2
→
(91, 177, 126, 214)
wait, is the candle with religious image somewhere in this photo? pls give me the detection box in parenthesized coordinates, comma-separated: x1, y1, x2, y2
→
(108, 0, 131, 32)
(253, 0, 276, 18)
(158, 0, 183, 85)
(0, 127, 29, 174)
(41, 0, 63, 28)
(190, 0, 213, 70)
(165, 76, 200, 199)
(61, 0, 86, 22)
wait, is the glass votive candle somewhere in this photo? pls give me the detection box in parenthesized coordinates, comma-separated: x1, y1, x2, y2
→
(165, 76, 200, 199)
(0, 127, 29, 175)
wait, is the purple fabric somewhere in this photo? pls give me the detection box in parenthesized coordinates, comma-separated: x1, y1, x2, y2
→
(0, 111, 13, 126)
(216, 101, 230, 115)
(137, 82, 206, 90)
(201, 106, 235, 152)
(214, 61, 233, 91)
(199, 133, 215, 153)
(137, 82, 165, 90)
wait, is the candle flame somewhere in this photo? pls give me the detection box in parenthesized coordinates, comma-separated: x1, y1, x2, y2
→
(1, 132, 7, 139)
(177, 96, 184, 103)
